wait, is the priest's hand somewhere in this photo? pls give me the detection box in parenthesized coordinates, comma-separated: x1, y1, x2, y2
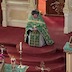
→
(33, 26, 37, 31)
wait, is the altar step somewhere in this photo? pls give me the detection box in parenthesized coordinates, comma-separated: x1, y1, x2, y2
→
(16, 51, 65, 62)
(26, 63, 65, 72)
(0, 16, 67, 72)
(4, 45, 65, 72)
(5, 57, 65, 72)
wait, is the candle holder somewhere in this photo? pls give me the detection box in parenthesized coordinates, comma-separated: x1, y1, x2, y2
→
(18, 50, 29, 72)
(18, 42, 24, 68)
(18, 42, 29, 72)
(18, 50, 27, 70)
(18, 50, 24, 68)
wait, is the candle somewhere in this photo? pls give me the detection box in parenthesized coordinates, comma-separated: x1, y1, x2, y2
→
(20, 42, 22, 51)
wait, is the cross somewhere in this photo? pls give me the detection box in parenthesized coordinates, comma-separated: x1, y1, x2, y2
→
(35, 61, 51, 72)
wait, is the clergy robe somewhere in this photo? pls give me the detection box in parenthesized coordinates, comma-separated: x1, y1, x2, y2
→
(24, 11, 54, 47)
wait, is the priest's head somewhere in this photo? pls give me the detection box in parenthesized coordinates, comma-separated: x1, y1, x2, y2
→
(31, 10, 39, 18)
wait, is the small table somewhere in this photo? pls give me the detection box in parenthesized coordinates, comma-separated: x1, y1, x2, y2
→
(0, 60, 4, 72)
(4, 64, 29, 72)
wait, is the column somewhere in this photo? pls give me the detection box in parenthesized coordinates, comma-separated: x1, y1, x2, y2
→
(63, 0, 72, 34)
(65, 53, 72, 72)
(1, 0, 36, 27)
(1, 0, 7, 27)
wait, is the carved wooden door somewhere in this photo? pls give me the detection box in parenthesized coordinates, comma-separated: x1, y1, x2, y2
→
(46, 0, 65, 16)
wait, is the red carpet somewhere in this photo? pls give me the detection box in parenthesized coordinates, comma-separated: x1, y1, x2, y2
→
(0, 27, 24, 45)
(0, 16, 72, 72)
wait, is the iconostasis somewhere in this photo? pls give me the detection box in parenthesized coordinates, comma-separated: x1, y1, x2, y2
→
(1, 0, 36, 27)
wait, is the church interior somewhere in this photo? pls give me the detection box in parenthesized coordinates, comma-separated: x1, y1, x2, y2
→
(0, 0, 72, 72)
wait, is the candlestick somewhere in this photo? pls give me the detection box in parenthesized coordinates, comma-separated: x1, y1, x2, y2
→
(18, 50, 24, 71)
(18, 43, 29, 72)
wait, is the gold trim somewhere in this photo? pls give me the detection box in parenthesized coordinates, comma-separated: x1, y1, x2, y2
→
(28, 20, 45, 24)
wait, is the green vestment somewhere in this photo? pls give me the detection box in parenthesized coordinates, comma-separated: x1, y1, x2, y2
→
(24, 11, 54, 47)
